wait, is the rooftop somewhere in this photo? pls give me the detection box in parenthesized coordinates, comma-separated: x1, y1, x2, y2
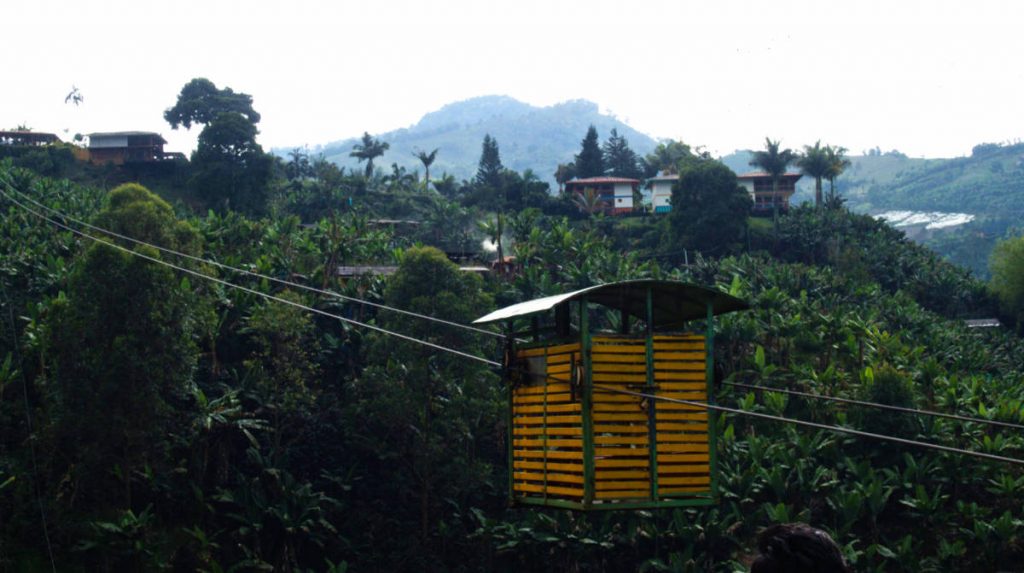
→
(736, 171, 803, 180)
(567, 177, 641, 185)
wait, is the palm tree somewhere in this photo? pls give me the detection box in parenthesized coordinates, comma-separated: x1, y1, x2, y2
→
(413, 148, 439, 191)
(572, 187, 607, 216)
(477, 213, 505, 272)
(797, 141, 831, 209)
(749, 137, 797, 223)
(349, 132, 389, 178)
(825, 145, 851, 204)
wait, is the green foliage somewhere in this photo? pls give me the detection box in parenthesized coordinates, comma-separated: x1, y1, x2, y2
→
(989, 234, 1024, 327)
(191, 112, 274, 216)
(667, 158, 751, 254)
(164, 77, 261, 130)
(603, 128, 643, 179)
(574, 125, 605, 178)
(475, 133, 504, 190)
(349, 131, 390, 178)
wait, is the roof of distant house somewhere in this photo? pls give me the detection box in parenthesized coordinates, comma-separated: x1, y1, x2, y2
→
(0, 130, 61, 143)
(964, 318, 1002, 328)
(88, 131, 167, 142)
(566, 177, 641, 185)
(736, 171, 802, 179)
(649, 173, 679, 182)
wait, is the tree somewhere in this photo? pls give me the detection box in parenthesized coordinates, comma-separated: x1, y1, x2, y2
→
(644, 140, 697, 177)
(990, 235, 1024, 327)
(572, 187, 606, 216)
(668, 158, 751, 254)
(413, 148, 438, 191)
(554, 162, 577, 194)
(350, 132, 389, 178)
(825, 145, 851, 203)
(798, 140, 831, 209)
(748, 137, 797, 223)
(602, 129, 643, 179)
(164, 77, 260, 129)
(574, 125, 604, 179)
(475, 134, 503, 189)
(191, 111, 273, 215)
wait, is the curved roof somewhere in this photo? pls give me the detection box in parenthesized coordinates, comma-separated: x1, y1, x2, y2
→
(473, 279, 748, 326)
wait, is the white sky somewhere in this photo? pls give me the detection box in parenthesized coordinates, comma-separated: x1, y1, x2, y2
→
(4, 0, 1023, 159)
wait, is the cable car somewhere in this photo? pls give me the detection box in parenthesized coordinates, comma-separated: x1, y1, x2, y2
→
(474, 280, 748, 510)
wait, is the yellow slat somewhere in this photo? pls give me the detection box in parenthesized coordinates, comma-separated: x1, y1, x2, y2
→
(515, 403, 582, 414)
(592, 353, 646, 364)
(656, 352, 705, 361)
(518, 343, 580, 358)
(593, 373, 647, 383)
(657, 464, 710, 474)
(659, 476, 711, 486)
(514, 482, 583, 497)
(595, 480, 650, 490)
(656, 422, 709, 432)
(654, 371, 705, 381)
(514, 393, 574, 404)
(659, 486, 709, 494)
(594, 423, 648, 434)
(591, 344, 647, 354)
(515, 450, 583, 460)
(513, 438, 583, 448)
(515, 471, 585, 485)
(592, 394, 647, 403)
(657, 453, 709, 463)
(653, 343, 705, 351)
(657, 382, 706, 391)
(595, 435, 649, 445)
(595, 470, 651, 479)
(655, 412, 708, 421)
(595, 458, 650, 469)
(595, 447, 649, 457)
(593, 403, 646, 412)
(594, 412, 647, 422)
(516, 415, 583, 426)
(657, 435, 709, 444)
(513, 426, 583, 437)
(514, 460, 585, 472)
(515, 382, 571, 395)
(593, 363, 648, 373)
(656, 443, 708, 453)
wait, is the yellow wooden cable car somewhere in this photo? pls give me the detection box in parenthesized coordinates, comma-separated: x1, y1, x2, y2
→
(474, 280, 748, 510)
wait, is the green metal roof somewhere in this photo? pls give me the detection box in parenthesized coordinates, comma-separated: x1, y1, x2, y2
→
(473, 279, 748, 326)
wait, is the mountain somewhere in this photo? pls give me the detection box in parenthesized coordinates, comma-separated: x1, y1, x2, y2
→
(288, 95, 659, 185)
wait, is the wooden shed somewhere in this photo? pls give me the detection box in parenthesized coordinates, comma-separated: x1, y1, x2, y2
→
(474, 280, 747, 510)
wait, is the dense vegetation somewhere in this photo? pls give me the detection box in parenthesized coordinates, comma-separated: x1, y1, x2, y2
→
(2, 83, 1024, 571)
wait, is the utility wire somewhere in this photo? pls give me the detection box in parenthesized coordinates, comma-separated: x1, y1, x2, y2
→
(591, 384, 1024, 466)
(0, 187, 496, 367)
(5, 180, 1024, 468)
(0, 174, 508, 341)
(724, 381, 1024, 431)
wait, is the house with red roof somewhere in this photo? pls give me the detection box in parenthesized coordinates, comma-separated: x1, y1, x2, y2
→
(565, 176, 639, 215)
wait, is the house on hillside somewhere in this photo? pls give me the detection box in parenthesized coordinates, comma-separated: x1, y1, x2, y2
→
(565, 176, 639, 215)
(86, 131, 183, 165)
(0, 131, 61, 146)
(649, 172, 678, 213)
(736, 171, 802, 214)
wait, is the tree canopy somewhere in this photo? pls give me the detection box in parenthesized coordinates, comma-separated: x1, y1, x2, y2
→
(602, 128, 643, 179)
(574, 125, 604, 179)
(350, 132, 390, 178)
(990, 234, 1024, 328)
(668, 158, 751, 253)
(475, 134, 503, 189)
(164, 77, 261, 130)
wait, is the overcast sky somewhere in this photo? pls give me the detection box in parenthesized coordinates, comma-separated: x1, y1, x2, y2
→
(4, 0, 1022, 159)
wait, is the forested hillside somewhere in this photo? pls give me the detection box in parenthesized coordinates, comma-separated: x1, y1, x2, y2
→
(288, 96, 658, 185)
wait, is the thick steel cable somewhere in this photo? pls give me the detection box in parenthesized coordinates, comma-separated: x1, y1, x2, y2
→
(0, 174, 508, 341)
(724, 381, 1024, 431)
(591, 384, 1024, 466)
(0, 188, 497, 367)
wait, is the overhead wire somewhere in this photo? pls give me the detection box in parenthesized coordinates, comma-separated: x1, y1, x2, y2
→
(0, 186, 497, 367)
(0, 174, 509, 342)
(723, 381, 1024, 431)
(4, 177, 1024, 468)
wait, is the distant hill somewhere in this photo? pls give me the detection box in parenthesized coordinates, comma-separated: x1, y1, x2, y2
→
(283, 95, 659, 185)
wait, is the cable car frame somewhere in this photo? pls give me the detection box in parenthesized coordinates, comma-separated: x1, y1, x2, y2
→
(475, 280, 748, 510)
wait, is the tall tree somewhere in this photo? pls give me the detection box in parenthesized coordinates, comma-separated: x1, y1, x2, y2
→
(748, 137, 796, 223)
(191, 111, 274, 215)
(602, 129, 643, 179)
(475, 134, 503, 189)
(574, 125, 604, 179)
(554, 162, 577, 194)
(350, 132, 390, 178)
(669, 158, 751, 254)
(797, 140, 831, 208)
(164, 77, 260, 129)
(413, 148, 439, 191)
(989, 235, 1024, 328)
(643, 140, 697, 177)
(825, 145, 851, 203)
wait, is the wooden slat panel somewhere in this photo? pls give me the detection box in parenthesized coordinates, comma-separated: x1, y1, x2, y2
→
(518, 343, 580, 358)
(653, 343, 705, 352)
(656, 435, 709, 445)
(594, 412, 647, 422)
(656, 422, 709, 432)
(657, 382, 706, 391)
(594, 423, 649, 434)
(595, 447, 650, 457)
(657, 464, 710, 474)
(514, 460, 585, 472)
(592, 373, 647, 383)
(656, 403, 706, 411)
(656, 412, 708, 421)
(593, 363, 648, 373)
(516, 403, 582, 414)
(515, 471, 585, 485)
(654, 371, 705, 381)
(514, 482, 583, 497)
(515, 450, 583, 460)
(660, 486, 709, 494)
(514, 392, 574, 404)
(656, 352, 705, 361)
(591, 344, 647, 354)
(593, 403, 646, 412)
(594, 480, 649, 490)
